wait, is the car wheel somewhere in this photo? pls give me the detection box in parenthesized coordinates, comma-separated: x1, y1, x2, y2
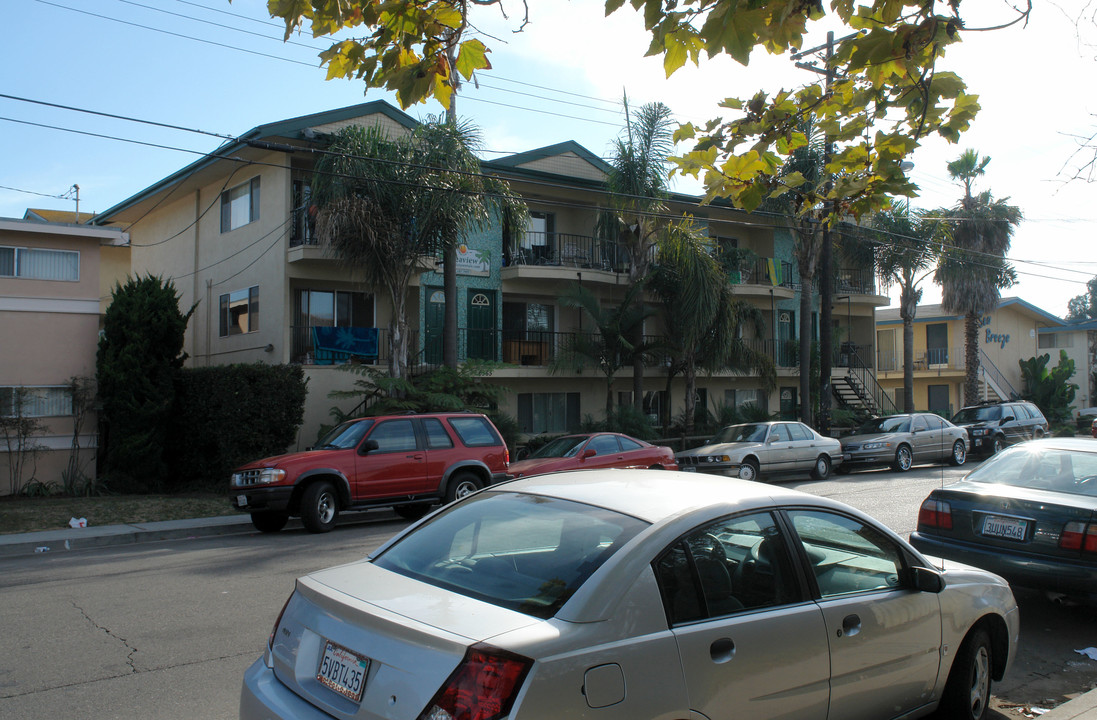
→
(394, 502, 431, 521)
(939, 627, 992, 720)
(1033, 428, 1044, 440)
(892, 445, 913, 472)
(811, 454, 831, 481)
(445, 472, 482, 504)
(949, 440, 967, 467)
(991, 435, 1006, 454)
(738, 458, 760, 482)
(301, 481, 339, 533)
(250, 511, 288, 533)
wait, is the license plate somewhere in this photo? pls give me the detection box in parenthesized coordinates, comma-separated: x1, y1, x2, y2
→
(317, 640, 369, 703)
(236, 494, 248, 507)
(843, 453, 851, 461)
(981, 515, 1028, 541)
(682, 466, 696, 472)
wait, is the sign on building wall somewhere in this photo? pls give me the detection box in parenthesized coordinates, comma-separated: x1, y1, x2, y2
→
(456, 244, 490, 276)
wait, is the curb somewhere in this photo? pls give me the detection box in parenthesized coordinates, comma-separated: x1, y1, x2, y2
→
(0, 515, 262, 557)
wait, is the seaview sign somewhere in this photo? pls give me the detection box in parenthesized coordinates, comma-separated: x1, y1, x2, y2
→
(979, 315, 1010, 348)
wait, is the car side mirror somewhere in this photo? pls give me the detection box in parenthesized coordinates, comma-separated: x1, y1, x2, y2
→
(1001, 416, 1015, 425)
(910, 566, 944, 593)
(581, 448, 597, 459)
(359, 439, 380, 454)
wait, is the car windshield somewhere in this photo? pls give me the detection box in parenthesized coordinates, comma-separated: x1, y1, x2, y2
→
(530, 436, 588, 459)
(315, 419, 373, 449)
(710, 424, 769, 444)
(857, 416, 910, 434)
(952, 406, 1002, 424)
(373, 492, 648, 619)
(964, 444, 1097, 497)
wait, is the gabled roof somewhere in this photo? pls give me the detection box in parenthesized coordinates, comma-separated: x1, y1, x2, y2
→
(877, 296, 1065, 326)
(484, 140, 613, 176)
(93, 101, 418, 225)
(24, 208, 97, 224)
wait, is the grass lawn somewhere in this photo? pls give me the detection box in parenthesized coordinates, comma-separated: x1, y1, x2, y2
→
(0, 494, 237, 535)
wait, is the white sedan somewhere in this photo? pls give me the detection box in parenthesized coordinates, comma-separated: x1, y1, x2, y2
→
(241, 470, 1018, 720)
(677, 421, 843, 481)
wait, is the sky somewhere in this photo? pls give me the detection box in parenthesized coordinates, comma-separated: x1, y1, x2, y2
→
(2, 0, 1095, 318)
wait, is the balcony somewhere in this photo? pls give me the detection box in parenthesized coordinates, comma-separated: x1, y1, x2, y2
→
(834, 266, 884, 299)
(727, 258, 796, 298)
(877, 346, 966, 374)
(504, 232, 631, 273)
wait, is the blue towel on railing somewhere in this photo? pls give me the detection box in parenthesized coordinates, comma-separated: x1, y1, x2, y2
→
(312, 326, 379, 358)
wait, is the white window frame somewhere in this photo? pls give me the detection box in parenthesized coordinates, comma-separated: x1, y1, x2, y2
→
(220, 177, 261, 232)
(219, 286, 259, 337)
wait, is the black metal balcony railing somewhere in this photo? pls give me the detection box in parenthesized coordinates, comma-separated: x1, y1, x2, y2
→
(834, 267, 879, 296)
(728, 258, 796, 289)
(290, 207, 318, 248)
(504, 232, 631, 272)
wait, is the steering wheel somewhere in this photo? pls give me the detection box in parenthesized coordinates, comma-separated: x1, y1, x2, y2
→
(692, 533, 728, 563)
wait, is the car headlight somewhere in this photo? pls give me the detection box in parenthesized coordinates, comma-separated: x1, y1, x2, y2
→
(861, 442, 889, 450)
(701, 455, 731, 463)
(232, 468, 286, 486)
(971, 428, 988, 436)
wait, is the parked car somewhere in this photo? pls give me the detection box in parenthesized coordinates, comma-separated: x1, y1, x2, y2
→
(838, 413, 968, 473)
(676, 421, 842, 481)
(950, 401, 1048, 456)
(911, 437, 1097, 599)
(230, 412, 509, 533)
(241, 470, 1018, 720)
(509, 432, 677, 477)
(1092, 416, 1096, 439)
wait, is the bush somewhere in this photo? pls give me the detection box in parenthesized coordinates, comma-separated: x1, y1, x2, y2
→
(1052, 425, 1076, 438)
(580, 405, 656, 440)
(165, 364, 308, 491)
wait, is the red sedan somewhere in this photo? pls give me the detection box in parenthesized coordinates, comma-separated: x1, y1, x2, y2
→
(509, 432, 678, 478)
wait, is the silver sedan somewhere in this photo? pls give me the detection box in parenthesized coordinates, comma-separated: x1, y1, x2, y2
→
(676, 421, 843, 481)
(839, 413, 969, 473)
(241, 470, 1018, 720)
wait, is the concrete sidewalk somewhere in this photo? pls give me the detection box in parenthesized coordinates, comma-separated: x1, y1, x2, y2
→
(2, 515, 1096, 720)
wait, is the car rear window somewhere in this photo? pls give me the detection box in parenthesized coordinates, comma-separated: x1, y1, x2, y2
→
(373, 492, 648, 618)
(448, 416, 502, 446)
(965, 444, 1097, 497)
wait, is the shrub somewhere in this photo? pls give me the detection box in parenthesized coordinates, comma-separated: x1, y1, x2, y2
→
(166, 364, 307, 491)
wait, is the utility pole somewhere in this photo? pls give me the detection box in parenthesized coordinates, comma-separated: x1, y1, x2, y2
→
(793, 32, 838, 433)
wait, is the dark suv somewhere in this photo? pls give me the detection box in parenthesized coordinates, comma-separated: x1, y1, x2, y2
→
(230, 412, 510, 533)
(950, 401, 1049, 456)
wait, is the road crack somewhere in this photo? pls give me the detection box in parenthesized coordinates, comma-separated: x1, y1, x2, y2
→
(71, 601, 138, 673)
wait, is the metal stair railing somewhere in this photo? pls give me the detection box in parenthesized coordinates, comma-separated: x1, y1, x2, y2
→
(977, 349, 1021, 401)
(842, 347, 899, 416)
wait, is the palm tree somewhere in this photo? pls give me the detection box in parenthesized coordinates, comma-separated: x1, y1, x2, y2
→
(649, 222, 775, 434)
(934, 151, 1022, 406)
(605, 100, 677, 413)
(551, 282, 653, 418)
(872, 201, 940, 412)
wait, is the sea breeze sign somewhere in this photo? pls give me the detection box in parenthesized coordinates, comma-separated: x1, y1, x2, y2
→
(456, 244, 490, 276)
(979, 315, 1010, 349)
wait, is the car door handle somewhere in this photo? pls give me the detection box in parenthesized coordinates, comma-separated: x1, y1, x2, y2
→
(837, 614, 861, 638)
(709, 637, 735, 664)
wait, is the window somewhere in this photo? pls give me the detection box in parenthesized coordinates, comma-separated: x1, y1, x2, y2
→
(423, 418, 454, 449)
(926, 415, 946, 430)
(0, 246, 79, 281)
(725, 388, 767, 413)
(787, 510, 904, 598)
(367, 420, 418, 452)
(654, 512, 799, 624)
(927, 385, 950, 416)
(220, 177, 260, 232)
(788, 424, 812, 441)
(911, 415, 928, 432)
(771, 424, 793, 442)
(1, 386, 73, 417)
(219, 286, 258, 336)
(448, 416, 502, 447)
(925, 323, 948, 365)
(517, 392, 580, 434)
(1039, 333, 1072, 349)
(619, 436, 643, 452)
(587, 435, 620, 455)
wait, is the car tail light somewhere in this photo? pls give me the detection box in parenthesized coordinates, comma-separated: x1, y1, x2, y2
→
(418, 643, 532, 720)
(1060, 522, 1097, 553)
(918, 498, 952, 530)
(268, 590, 294, 652)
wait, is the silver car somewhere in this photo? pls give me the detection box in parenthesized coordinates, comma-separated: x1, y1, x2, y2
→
(241, 470, 1018, 720)
(839, 413, 969, 473)
(676, 421, 842, 481)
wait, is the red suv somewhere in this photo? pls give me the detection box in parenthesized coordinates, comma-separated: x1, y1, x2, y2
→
(230, 412, 510, 533)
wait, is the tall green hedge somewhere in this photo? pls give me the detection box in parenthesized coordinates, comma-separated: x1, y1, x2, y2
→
(165, 364, 308, 491)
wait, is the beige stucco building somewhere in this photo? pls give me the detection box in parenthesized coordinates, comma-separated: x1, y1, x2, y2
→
(875, 298, 1066, 416)
(1, 217, 129, 495)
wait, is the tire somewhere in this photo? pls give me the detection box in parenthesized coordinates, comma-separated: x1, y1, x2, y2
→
(949, 440, 967, 467)
(810, 454, 831, 481)
(250, 511, 288, 533)
(835, 464, 852, 475)
(892, 444, 913, 472)
(301, 481, 339, 533)
(991, 435, 1006, 454)
(1033, 428, 1044, 440)
(445, 472, 482, 504)
(738, 458, 760, 482)
(939, 627, 992, 720)
(394, 502, 431, 521)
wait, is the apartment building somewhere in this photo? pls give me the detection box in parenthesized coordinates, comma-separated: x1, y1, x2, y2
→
(92, 101, 887, 447)
(0, 217, 129, 494)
